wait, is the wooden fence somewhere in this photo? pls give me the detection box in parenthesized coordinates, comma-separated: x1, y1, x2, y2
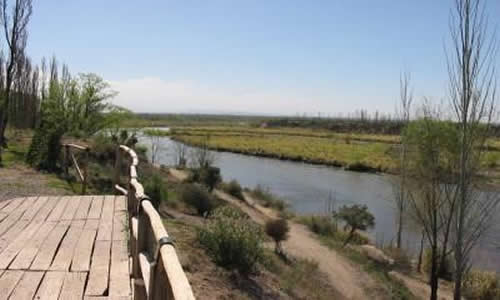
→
(114, 145, 195, 300)
(62, 143, 90, 195)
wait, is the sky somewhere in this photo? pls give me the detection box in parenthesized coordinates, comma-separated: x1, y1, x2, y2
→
(27, 1, 500, 116)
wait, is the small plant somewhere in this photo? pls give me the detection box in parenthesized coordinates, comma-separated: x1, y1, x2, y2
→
(179, 184, 215, 216)
(302, 215, 336, 236)
(144, 174, 168, 209)
(249, 185, 288, 211)
(190, 166, 222, 191)
(463, 269, 500, 300)
(334, 204, 375, 247)
(422, 248, 454, 281)
(221, 180, 244, 200)
(198, 206, 264, 274)
(265, 218, 290, 255)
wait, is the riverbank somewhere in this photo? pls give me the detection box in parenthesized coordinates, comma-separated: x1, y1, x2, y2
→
(169, 126, 500, 180)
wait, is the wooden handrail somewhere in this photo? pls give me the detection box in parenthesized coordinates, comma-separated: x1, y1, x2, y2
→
(114, 145, 195, 300)
(62, 143, 90, 195)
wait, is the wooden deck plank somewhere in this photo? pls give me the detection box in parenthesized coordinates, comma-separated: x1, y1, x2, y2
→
(0, 197, 37, 237)
(8, 271, 44, 299)
(97, 196, 115, 241)
(113, 211, 127, 241)
(0, 220, 29, 253)
(21, 196, 48, 221)
(0, 212, 7, 224)
(49, 220, 85, 271)
(61, 196, 82, 220)
(0, 198, 12, 210)
(85, 219, 100, 230)
(0, 219, 48, 269)
(1, 197, 24, 213)
(71, 228, 97, 272)
(115, 196, 127, 211)
(34, 271, 65, 300)
(74, 195, 93, 220)
(110, 239, 131, 297)
(30, 222, 70, 271)
(33, 196, 61, 222)
(47, 196, 71, 222)
(0, 270, 24, 300)
(87, 196, 104, 219)
(85, 240, 111, 296)
(59, 271, 87, 300)
(9, 221, 57, 270)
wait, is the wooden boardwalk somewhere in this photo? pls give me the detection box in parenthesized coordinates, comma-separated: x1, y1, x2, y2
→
(0, 195, 132, 300)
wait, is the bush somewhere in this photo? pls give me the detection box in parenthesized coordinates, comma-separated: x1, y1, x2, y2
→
(422, 248, 454, 281)
(198, 206, 264, 274)
(334, 204, 375, 247)
(250, 185, 288, 211)
(301, 215, 336, 236)
(144, 174, 168, 209)
(265, 218, 290, 254)
(463, 270, 500, 300)
(221, 180, 244, 200)
(190, 166, 222, 191)
(179, 184, 215, 216)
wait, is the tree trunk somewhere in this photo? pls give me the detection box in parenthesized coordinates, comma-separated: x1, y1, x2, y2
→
(417, 229, 424, 272)
(343, 228, 356, 248)
(430, 245, 439, 300)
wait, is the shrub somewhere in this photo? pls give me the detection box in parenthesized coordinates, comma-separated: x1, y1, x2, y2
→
(250, 185, 288, 211)
(334, 204, 375, 247)
(144, 174, 168, 209)
(190, 166, 222, 191)
(422, 248, 454, 280)
(179, 184, 215, 216)
(301, 215, 336, 236)
(198, 206, 264, 274)
(463, 270, 500, 300)
(265, 219, 290, 254)
(221, 180, 244, 200)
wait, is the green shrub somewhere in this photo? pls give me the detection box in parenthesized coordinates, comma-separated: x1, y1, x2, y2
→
(265, 218, 290, 254)
(301, 215, 336, 236)
(250, 185, 288, 211)
(220, 180, 244, 200)
(198, 206, 264, 274)
(144, 174, 168, 209)
(463, 270, 500, 300)
(422, 248, 454, 280)
(190, 166, 222, 191)
(179, 184, 215, 216)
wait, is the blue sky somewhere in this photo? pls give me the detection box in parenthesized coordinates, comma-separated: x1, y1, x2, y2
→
(27, 1, 500, 115)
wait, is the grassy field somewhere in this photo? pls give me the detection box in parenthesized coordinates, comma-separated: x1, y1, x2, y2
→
(170, 125, 500, 178)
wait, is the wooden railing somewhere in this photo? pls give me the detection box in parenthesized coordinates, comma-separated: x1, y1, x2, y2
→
(114, 145, 195, 300)
(62, 143, 90, 195)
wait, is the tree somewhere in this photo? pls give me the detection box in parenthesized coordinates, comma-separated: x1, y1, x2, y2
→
(446, 1, 499, 298)
(0, 0, 32, 165)
(404, 108, 460, 300)
(335, 204, 375, 247)
(394, 71, 413, 249)
(191, 135, 215, 169)
(265, 218, 290, 255)
(173, 141, 188, 168)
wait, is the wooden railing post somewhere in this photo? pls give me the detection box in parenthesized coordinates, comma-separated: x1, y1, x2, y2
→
(82, 148, 89, 195)
(114, 146, 122, 193)
(64, 145, 69, 177)
(135, 196, 148, 300)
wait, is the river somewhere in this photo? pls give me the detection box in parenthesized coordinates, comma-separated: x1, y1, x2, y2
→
(140, 134, 500, 272)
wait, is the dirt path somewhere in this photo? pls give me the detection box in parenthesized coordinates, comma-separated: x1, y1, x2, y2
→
(215, 190, 379, 300)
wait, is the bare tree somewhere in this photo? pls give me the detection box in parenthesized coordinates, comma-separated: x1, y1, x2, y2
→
(147, 134, 163, 166)
(0, 0, 33, 157)
(447, 1, 499, 298)
(173, 141, 188, 168)
(0, 0, 32, 164)
(190, 135, 215, 169)
(394, 72, 413, 249)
